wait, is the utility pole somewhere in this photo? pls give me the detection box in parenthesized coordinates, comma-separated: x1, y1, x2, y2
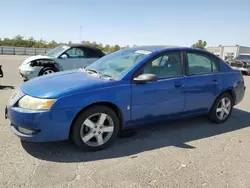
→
(80, 25, 82, 43)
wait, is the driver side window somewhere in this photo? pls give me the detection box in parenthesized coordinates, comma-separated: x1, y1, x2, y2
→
(65, 48, 85, 58)
(142, 51, 183, 79)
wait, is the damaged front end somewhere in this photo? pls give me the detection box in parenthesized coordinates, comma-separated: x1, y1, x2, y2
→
(29, 59, 60, 70)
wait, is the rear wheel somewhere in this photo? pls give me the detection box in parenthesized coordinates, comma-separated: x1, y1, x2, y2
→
(208, 93, 233, 124)
(71, 105, 120, 151)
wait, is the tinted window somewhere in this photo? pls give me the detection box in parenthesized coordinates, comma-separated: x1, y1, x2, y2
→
(142, 51, 182, 79)
(84, 48, 104, 58)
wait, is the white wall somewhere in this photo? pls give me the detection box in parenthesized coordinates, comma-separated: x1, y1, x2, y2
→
(238, 46, 250, 55)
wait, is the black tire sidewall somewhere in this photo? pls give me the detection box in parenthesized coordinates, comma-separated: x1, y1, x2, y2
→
(209, 93, 233, 124)
(71, 105, 120, 151)
(39, 67, 56, 76)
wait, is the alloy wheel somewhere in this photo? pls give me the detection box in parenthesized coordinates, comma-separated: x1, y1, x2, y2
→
(80, 113, 114, 147)
(43, 70, 54, 75)
(216, 97, 231, 121)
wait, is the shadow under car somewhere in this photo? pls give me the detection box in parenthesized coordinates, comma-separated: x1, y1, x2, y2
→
(21, 108, 250, 163)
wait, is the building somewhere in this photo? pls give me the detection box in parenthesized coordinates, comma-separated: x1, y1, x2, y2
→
(207, 45, 250, 61)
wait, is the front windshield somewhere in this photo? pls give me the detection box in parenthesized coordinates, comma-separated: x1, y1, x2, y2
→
(46, 45, 70, 58)
(85, 48, 152, 79)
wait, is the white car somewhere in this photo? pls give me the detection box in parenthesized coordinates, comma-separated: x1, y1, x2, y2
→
(19, 44, 105, 81)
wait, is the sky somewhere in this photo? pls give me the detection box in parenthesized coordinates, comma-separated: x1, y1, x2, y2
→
(1, 0, 250, 47)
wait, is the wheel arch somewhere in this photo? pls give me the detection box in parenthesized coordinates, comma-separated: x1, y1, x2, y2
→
(31, 59, 60, 76)
(38, 65, 59, 76)
(210, 88, 236, 112)
(69, 101, 124, 138)
(217, 88, 236, 104)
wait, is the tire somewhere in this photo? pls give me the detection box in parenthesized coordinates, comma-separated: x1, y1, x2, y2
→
(39, 67, 56, 76)
(71, 105, 120, 151)
(208, 93, 233, 124)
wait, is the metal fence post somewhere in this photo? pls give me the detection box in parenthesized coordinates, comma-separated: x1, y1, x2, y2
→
(34, 49, 36, 55)
(1, 47, 2, 54)
(13, 48, 15, 55)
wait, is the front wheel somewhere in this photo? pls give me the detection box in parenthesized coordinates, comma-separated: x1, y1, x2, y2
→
(39, 67, 56, 76)
(71, 105, 120, 151)
(208, 93, 233, 124)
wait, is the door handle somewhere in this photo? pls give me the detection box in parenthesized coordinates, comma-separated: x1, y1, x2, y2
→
(212, 79, 218, 84)
(174, 82, 183, 88)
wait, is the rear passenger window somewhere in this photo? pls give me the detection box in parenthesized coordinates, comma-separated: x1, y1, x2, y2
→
(84, 49, 104, 58)
(187, 53, 220, 75)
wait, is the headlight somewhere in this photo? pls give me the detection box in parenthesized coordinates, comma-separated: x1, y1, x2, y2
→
(18, 95, 56, 110)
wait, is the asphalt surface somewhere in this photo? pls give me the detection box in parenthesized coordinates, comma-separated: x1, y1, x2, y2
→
(1, 55, 250, 188)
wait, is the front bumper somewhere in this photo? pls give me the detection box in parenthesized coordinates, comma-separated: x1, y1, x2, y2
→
(19, 65, 42, 80)
(5, 105, 81, 142)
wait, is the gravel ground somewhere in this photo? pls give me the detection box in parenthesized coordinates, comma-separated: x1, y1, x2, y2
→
(1, 55, 250, 188)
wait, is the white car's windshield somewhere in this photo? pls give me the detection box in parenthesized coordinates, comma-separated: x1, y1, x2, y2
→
(85, 48, 152, 79)
(46, 45, 70, 58)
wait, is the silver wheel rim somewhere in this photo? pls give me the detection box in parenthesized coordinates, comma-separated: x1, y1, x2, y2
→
(43, 69, 54, 75)
(216, 97, 231, 120)
(80, 113, 114, 147)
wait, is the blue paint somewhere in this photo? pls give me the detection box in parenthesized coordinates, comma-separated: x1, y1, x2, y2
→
(6, 46, 245, 142)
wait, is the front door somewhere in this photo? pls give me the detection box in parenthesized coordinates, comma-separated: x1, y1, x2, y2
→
(131, 51, 187, 123)
(57, 47, 89, 70)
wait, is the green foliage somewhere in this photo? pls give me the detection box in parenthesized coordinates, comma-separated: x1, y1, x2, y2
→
(191, 40, 207, 50)
(0, 35, 127, 52)
(81, 40, 124, 52)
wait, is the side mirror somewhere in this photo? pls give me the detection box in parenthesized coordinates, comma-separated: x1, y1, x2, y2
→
(60, 54, 67, 59)
(133, 73, 158, 84)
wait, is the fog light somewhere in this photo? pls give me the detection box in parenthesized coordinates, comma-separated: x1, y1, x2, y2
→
(17, 126, 39, 135)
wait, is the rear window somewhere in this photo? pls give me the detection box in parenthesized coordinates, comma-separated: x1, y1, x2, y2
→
(234, 55, 250, 60)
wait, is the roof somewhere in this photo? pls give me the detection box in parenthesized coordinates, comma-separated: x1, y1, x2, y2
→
(127, 45, 211, 54)
(129, 45, 182, 52)
(68, 44, 103, 52)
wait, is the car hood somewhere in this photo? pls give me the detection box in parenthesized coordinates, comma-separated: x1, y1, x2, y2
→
(21, 70, 111, 98)
(22, 55, 52, 65)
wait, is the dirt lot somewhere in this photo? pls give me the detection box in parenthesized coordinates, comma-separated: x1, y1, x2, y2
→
(1, 55, 250, 188)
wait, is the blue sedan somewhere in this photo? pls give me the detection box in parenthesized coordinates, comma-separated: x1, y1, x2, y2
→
(6, 46, 245, 151)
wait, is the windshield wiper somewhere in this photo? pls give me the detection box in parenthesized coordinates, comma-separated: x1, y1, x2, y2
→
(85, 68, 101, 76)
(85, 68, 114, 80)
(101, 74, 115, 80)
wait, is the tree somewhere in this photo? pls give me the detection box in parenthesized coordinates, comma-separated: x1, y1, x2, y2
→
(0, 35, 126, 51)
(113, 44, 120, 51)
(191, 40, 207, 50)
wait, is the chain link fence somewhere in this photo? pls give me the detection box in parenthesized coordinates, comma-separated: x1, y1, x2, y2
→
(0, 46, 51, 55)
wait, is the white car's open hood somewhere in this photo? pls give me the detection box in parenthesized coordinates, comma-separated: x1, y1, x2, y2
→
(22, 55, 52, 65)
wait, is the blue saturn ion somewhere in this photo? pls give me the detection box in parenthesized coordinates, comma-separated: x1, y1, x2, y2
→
(6, 46, 246, 151)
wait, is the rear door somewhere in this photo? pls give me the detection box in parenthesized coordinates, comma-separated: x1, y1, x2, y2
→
(184, 50, 221, 112)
